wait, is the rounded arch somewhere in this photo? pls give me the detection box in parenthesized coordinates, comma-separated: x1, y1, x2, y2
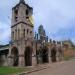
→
(11, 47, 19, 66)
(40, 46, 49, 63)
(51, 47, 57, 62)
(24, 46, 32, 66)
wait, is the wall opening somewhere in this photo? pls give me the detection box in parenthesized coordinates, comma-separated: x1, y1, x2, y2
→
(24, 46, 32, 66)
(51, 47, 57, 62)
(42, 47, 49, 63)
(11, 47, 19, 66)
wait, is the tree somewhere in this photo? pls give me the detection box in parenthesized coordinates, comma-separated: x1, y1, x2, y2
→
(38, 25, 46, 42)
(38, 25, 46, 36)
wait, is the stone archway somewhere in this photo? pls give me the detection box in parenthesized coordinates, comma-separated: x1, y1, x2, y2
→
(11, 47, 19, 66)
(24, 46, 32, 66)
(41, 46, 49, 63)
(51, 47, 57, 62)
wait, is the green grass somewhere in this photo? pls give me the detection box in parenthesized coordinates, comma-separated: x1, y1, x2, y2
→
(0, 66, 28, 75)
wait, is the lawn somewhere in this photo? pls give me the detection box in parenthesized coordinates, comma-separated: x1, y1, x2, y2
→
(0, 66, 28, 75)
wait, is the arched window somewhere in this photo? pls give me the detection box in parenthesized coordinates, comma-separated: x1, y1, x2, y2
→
(26, 9, 29, 15)
(14, 9, 18, 15)
(14, 9, 18, 22)
(26, 9, 29, 21)
(30, 31, 32, 35)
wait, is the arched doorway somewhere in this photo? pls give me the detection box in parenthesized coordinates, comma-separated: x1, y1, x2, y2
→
(41, 46, 49, 63)
(11, 47, 19, 66)
(51, 47, 57, 62)
(24, 46, 32, 66)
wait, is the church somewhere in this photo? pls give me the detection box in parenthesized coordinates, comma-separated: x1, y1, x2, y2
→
(0, 0, 64, 67)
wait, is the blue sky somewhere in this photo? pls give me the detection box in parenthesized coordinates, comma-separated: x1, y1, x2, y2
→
(0, 0, 75, 44)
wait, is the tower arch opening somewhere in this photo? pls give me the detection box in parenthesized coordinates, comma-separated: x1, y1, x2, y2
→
(11, 47, 19, 66)
(40, 46, 49, 63)
(51, 47, 57, 62)
(24, 46, 32, 66)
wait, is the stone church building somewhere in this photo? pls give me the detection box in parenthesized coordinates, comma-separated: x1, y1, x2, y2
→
(8, 0, 36, 66)
(0, 0, 64, 67)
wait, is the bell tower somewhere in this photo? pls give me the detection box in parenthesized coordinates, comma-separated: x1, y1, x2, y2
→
(9, 0, 35, 66)
(20, 0, 25, 3)
(11, 0, 34, 42)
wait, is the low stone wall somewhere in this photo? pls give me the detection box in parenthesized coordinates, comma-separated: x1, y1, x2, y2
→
(0, 55, 8, 66)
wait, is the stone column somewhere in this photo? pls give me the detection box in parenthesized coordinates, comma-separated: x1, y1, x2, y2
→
(18, 55, 25, 67)
(18, 42, 25, 67)
(8, 56, 13, 66)
(32, 44, 37, 66)
(48, 47, 52, 63)
(56, 51, 59, 62)
(8, 44, 13, 66)
(49, 54, 52, 63)
(32, 54, 37, 66)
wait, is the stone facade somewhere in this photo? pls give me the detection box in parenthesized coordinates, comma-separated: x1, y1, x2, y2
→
(7, 0, 64, 67)
(8, 0, 35, 67)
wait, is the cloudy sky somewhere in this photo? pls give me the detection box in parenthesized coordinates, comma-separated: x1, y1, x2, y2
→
(0, 0, 75, 44)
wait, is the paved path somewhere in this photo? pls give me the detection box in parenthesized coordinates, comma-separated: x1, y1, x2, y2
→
(26, 60, 75, 75)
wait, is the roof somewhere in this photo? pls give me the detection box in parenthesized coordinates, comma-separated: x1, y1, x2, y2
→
(0, 44, 9, 51)
(0, 44, 9, 48)
(12, 0, 33, 10)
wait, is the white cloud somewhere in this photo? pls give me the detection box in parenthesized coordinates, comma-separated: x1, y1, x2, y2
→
(0, 0, 75, 44)
(30, 0, 75, 42)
